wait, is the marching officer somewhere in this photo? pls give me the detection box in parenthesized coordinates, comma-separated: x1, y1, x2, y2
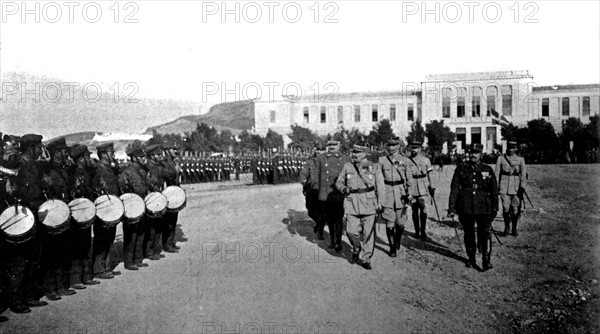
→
(378, 137, 411, 257)
(406, 141, 435, 240)
(300, 142, 326, 239)
(314, 140, 351, 251)
(118, 147, 152, 270)
(448, 144, 499, 271)
(143, 144, 167, 261)
(161, 144, 181, 253)
(335, 142, 385, 270)
(68, 144, 100, 288)
(92, 142, 122, 279)
(495, 141, 527, 237)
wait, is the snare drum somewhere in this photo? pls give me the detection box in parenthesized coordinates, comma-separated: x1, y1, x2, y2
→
(68, 198, 96, 229)
(120, 193, 145, 224)
(94, 194, 124, 227)
(0, 205, 36, 244)
(162, 186, 187, 212)
(38, 199, 72, 235)
(144, 192, 167, 218)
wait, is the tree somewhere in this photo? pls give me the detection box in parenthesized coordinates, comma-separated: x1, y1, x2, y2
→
(288, 125, 322, 150)
(367, 119, 395, 147)
(425, 120, 455, 152)
(263, 130, 284, 150)
(330, 127, 365, 152)
(525, 118, 560, 163)
(125, 139, 143, 153)
(406, 120, 425, 145)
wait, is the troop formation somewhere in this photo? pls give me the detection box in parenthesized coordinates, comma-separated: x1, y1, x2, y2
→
(300, 138, 527, 272)
(251, 154, 306, 185)
(0, 133, 186, 323)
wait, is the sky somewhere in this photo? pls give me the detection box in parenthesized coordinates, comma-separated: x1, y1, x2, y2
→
(1, 0, 599, 106)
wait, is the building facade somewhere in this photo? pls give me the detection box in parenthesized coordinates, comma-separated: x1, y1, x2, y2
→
(254, 70, 599, 152)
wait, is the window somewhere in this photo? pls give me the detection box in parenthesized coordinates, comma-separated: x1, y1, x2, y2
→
(456, 127, 466, 149)
(320, 106, 326, 123)
(562, 97, 570, 116)
(542, 98, 549, 117)
(337, 106, 344, 124)
(486, 86, 497, 117)
(407, 103, 414, 121)
(486, 127, 497, 144)
(442, 97, 450, 118)
(390, 104, 396, 121)
(270, 110, 276, 123)
(501, 85, 512, 116)
(457, 97, 465, 117)
(583, 96, 590, 116)
(372, 105, 378, 122)
(354, 105, 361, 122)
(303, 107, 309, 124)
(472, 96, 481, 117)
(471, 127, 481, 145)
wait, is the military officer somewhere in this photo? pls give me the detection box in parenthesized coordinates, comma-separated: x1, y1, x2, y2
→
(68, 144, 100, 288)
(143, 144, 167, 260)
(300, 142, 326, 239)
(314, 140, 351, 251)
(335, 142, 385, 270)
(92, 142, 122, 279)
(495, 141, 527, 236)
(448, 144, 499, 271)
(406, 141, 435, 240)
(161, 144, 181, 253)
(378, 137, 411, 257)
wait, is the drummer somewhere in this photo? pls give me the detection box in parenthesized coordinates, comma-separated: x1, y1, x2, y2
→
(143, 144, 167, 261)
(92, 142, 122, 279)
(118, 147, 152, 270)
(161, 144, 180, 253)
(68, 144, 100, 288)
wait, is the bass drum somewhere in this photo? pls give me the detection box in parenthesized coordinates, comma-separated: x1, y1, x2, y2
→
(144, 192, 167, 218)
(0, 205, 36, 244)
(38, 199, 72, 235)
(94, 194, 124, 227)
(120, 193, 145, 224)
(68, 198, 96, 229)
(162, 186, 187, 212)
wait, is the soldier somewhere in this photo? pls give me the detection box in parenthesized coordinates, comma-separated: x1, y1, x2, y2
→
(6, 134, 49, 313)
(92, 142, 122, 279)
(40, 137, 77, 300)
(161, 144, 181, 253)
(143, 144, 167, 260)
(378, 137, 411, 257)
(118, 147, 152, 270)
(495, 141, 527, 237)
(314, 140, 351, 251)
(448, 144, 499, 271)
(68, 144, 100, 289)
(406, 141, 435, 240)
(300, 142, 326, 239)
(335, 142, 385, 270)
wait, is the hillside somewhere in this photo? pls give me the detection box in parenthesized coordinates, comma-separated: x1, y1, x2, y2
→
(144, 100, 254, 136)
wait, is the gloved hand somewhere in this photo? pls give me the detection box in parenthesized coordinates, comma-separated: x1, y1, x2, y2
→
(428, 186, 436, 197)
(342, 187, 350, 196)
(447, 208, 456, 218)
(517, 187, 525, 198)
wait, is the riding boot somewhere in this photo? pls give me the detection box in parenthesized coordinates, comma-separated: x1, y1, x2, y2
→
(502, 212, 511, 236)
(394, 225, 404, 250)
(419, 212, 428, 239)
(482, 236, 493, 271)
(511, 213, 519, 237)
(386, 228, 396, 257)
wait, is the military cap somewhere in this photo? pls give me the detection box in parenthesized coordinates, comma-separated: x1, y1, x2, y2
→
(387, 136, 401, 146)
(327, 140, 340, 146)
(351, 141, 369, 153)
(46, 137, 67, 153)
(127, 146, 145, 157)
(96, 142, 115, 154)
(2, 134, 20, 143)
(18, 134, 43, 150)
(409, 140, 423, 148)
(145, 144, 163, 156)
(507, 141, 518, 148)
(314, 142, 326, 151)
(466, 143, 484, 153)
(70, 144, 90, 160)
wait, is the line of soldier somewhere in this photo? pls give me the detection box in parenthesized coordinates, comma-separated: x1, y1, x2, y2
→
(252, 154, 308, 185)
(0, 133, 182, 322)
(179, 156, 237, 184)
(300, 138, 526, 272)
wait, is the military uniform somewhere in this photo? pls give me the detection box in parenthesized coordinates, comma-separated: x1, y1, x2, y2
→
(143, 145, 167, 260)
(335, 143, 385, 269)
(378, 137, 411, 257)
(300, 144, 325, 238)
(495, 142, 526, 236)
(314, 141, 351, 250)
(161, 146, 180, 252)
(92, 142, 122, 279)
(406, 142, 434, 239)
(449, 144, 499, 270)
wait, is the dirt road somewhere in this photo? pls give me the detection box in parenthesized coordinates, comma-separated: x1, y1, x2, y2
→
(1, 165, 598, 333)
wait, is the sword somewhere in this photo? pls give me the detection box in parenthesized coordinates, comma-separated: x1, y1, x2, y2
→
(450, 215, 464, 255)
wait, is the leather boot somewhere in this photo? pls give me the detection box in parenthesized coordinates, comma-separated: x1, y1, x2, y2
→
(395, 226, 404, 250)
(386, 227, 396, 257)
(502, 212, 511, 236)
(420, 213, 428, 240)
(481, 236, 493, 271)
(511, 213, 519, 236)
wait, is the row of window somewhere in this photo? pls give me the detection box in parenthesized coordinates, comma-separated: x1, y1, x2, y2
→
(541, 96, 592, 117)
(288, 104, 416, 124)
(442, 94, 512, 118)
(455, 126, 498, 147)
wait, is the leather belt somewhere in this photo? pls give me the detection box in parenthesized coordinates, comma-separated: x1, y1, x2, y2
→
(349, 186, 375, 194)
(384, 180, 404, 186)
(412, 174, 426, 179)
(500, 171, 519, 176)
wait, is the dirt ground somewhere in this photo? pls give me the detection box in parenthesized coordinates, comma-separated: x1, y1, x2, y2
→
(1, 164, 598, 334)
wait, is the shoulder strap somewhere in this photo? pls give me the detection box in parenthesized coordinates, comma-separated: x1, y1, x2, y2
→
(502, 154, 519, 173)
(351, 163, 369, 187)
(385, 155, 404, 181)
